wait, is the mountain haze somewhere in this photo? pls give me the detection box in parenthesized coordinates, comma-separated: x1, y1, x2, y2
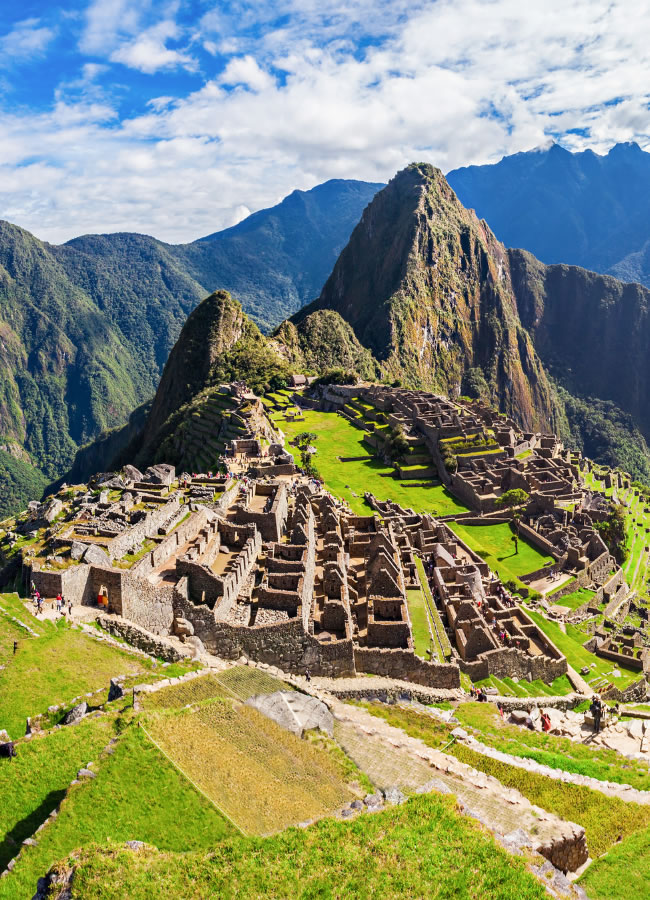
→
(447, 142, 650, 287)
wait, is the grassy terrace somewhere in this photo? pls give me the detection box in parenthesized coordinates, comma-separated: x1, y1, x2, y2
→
(581, 826, 650, 900)
(0, 595, 153, 738)
(405, 587, 433, 657)
(361, 703, 650, 862)
(47, 793, 547, 900)
(0, 723, 235, 900)
(274, 409, 468, 517)
(448, 521, 553, 580)
(474, 673, 574, 697)
(548, 587, 596, 610)
(454, 702, 650, 790)
(526, 609, 641, 689)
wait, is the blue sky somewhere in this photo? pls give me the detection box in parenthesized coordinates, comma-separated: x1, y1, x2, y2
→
(1, 0, 649, 242)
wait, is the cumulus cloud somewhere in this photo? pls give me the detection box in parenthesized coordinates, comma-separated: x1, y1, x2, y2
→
(110, 20, 197, 74)
(2, 0, 650, 242)
(0, 18, 55, 62)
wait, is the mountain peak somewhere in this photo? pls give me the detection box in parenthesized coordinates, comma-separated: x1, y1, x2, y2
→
(301, 165, 556, 431)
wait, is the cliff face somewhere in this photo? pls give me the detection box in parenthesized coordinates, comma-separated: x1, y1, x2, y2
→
(510, 249, 650, 442)
(299, 164, 558, 432)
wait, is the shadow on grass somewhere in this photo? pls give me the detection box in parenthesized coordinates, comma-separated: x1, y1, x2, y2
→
(0, 787, 66, 870)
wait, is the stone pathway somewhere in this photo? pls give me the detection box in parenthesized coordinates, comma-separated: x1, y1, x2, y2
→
(330, 699, 587, 873)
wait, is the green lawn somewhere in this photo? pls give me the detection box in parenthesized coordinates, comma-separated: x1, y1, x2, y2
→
(454, 702, 650, 791)
(449, 522, 554, 579)
(526, 609, 641, 689)
(474, 674, 574, 697)
(0, 724, 235, 900)
(548, 587, 595, 610)
(580, 826, 650, 899)
(0, 616, 151, 738)
(405, 588, 433, 658)
(275, 410, 468, 516)
(54, 793, 547, 900)
(0, 713, 123, 873)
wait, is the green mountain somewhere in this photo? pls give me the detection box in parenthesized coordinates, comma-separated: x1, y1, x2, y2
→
(295, 164, 650, 480)
(297, 163, 560, 433)
(0, 179, 380, 514)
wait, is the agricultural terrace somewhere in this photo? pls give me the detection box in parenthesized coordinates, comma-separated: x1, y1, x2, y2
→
(454, 702, 650, 791)
(0, 724, 235, 900)
(143, 699, 355, 835)
(474, 673, 574, 698)
(583, 471, 650, 598)
(0, 595, 153, 739)
(48, 793, 548, 900)
(448, 521, 554, 581)
(526, 609, 641, 690)
(361, 703, 650, 869)
(273, 409, 468, 517)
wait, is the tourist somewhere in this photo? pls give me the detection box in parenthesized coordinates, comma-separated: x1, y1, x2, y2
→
(590, 695, 603, 734)
(56, 593, 63, 612)
(305, 668, 311, 682)
(477, 689, 488, 703)
(497, 702, 505, 719)
(68, 600, 73, 617)
(541, 711, 551, 732)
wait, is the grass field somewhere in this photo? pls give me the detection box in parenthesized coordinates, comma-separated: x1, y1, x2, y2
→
(143, 698, 355, 835)
(405, 587, 433, 657)
(362, 703, 650, 861)
(525, 609, 641, 689)
(448, 522, 554, 580)
(0, 725, 235, 900)
(454, 702, 650, 790)
(0, 615, 151, 739)
(548, 587, 595, 610)
(51, 793, 548, 900)
(274, 410, 468, 516)
(0, 713, 122, 873)
(474, 673, 574, 697)
(579, 825, 650, 899)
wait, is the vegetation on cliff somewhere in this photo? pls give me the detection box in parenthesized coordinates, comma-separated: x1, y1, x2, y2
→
(298, 163, 560, 434)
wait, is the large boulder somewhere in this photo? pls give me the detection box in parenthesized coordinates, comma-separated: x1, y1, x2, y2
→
(246, 691, 334, 738)
(70, 541, 87, 561)
(143, 464, 175, 485)
(123, 464, 143, 483)
(82, 545, 111, 567)
(63, 701, 87, 725)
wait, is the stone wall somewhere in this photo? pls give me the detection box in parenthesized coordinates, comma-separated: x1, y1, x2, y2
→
(459, 645, 567, 683)
(131, 508, 209, 577)
(109, 495, 182, 560)
(97, 614, 188, 662)
(119, 573, 175, 635)
(354, 647, 460, 688)
(517, 522, 562, 560)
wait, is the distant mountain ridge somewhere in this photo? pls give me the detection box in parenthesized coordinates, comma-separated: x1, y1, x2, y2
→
(447, 141, 650, 287)
(0, 178, 381, 514)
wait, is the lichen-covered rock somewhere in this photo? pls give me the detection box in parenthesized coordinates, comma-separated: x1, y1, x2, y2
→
(63, 702, 87, 725)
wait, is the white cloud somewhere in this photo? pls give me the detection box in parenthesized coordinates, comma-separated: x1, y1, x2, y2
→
(0, 18, 55, 62)
(110, 20, 197, 74)
(219, 56, 273, 91)
(3, 0, 650, 243)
